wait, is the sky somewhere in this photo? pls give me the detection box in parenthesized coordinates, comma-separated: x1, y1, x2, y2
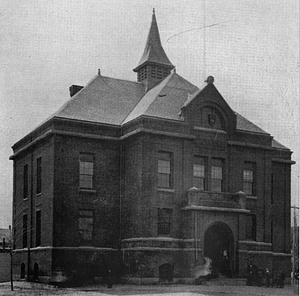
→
(0, 0, 299, 228)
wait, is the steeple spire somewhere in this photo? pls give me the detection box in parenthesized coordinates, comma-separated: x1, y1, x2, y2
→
(133, 9, 174, 89)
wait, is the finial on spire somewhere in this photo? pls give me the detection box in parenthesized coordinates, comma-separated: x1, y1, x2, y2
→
(153, 8, 155, 14)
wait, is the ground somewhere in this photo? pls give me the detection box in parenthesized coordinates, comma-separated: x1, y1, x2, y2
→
(0, 282, 298, 296)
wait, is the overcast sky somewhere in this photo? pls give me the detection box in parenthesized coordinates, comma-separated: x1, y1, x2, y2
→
(0, 0, 299, 228)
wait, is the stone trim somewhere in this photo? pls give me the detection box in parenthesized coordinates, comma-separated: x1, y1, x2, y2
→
(120, 128, 195, 141)
(272, 158, 296, 164)
(121, 247, 201, 252)
(238, 250, 291, 257)
(122, 237, 200, 243)
(183, 205, 250, 213)
(228, 140, 274, 151)
(13, 246, 117, 253)
(193, 126, 227, 134)
(239, 241, 272, 247)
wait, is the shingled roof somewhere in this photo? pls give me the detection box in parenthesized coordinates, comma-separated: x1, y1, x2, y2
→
(54, 75, 145, 125)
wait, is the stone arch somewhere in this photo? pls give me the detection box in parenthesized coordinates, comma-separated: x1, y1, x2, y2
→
(204, 222, 234, 277)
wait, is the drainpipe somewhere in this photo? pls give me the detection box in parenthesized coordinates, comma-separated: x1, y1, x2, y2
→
(195, 211, 198, 261)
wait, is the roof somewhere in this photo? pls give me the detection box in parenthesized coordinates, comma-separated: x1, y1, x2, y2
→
(123, 71, 198, 124)
(235, 112, 269, 135)
(54, 75, 145, 125)
(133, 10, 174, 72)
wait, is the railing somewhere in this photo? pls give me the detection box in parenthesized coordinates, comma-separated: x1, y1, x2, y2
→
(186, 188, 246, 209)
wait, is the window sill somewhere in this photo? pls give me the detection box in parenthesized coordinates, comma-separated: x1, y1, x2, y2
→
(246, 195, 257, 200)
(78, 188, 96, 193)
(157, 188, 175, 193)
(36, 193, 41, 198)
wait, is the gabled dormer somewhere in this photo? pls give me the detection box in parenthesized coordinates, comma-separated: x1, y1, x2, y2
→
(133, 9, 175, 91)
(181, 76, 237, 136)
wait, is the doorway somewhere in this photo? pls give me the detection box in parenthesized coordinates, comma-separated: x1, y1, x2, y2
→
(204, 222, 234, 277)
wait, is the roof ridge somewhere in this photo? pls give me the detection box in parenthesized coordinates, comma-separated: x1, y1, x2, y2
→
(122, 72, 175, 125)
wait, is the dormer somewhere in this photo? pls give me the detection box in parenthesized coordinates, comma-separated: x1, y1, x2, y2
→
(181, 76, 237, 136)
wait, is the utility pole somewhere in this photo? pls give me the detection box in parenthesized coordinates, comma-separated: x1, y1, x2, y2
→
(9, 225, 13, 291)
(292, 205, 299, 285)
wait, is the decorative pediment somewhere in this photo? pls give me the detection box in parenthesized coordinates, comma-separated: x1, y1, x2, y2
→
(181, 76, 236, 135)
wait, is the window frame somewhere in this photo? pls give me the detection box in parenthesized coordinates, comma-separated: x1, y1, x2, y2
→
(157, 152, 173, 189)
(36, 157, 42, 194)
(79, 153, 94, 189)
(22, 214, 28, 248)
(246, 214, 257, 241)
(23, 164, 28, 200)
(78, 210, 94, 244)
(157, 208, 173, 236)
(243, 162, 256, 196)
(193, 156, 206, 190)
(35, 210, 41, 247)
(211, 159, 224, 192)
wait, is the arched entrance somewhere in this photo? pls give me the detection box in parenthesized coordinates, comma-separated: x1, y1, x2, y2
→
(204, 222, 234, 277)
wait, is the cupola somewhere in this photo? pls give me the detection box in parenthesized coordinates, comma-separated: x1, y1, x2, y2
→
(133, 9, 175, 91)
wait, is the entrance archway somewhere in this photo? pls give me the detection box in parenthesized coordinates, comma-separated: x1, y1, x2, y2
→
(204, 222, 234, 277)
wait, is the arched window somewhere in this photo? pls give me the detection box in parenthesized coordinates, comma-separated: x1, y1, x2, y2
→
(196, 106, 225, 130)
(20, 263, 26, 279)
(34, 263, 39, 280)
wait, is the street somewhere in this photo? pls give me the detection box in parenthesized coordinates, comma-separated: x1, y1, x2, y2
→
(0, 282, 298, 296)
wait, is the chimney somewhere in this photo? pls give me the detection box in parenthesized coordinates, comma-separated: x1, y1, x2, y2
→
(69, 85, 83, 97)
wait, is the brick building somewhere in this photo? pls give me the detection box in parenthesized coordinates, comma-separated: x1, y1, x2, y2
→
(11, 11, 294, 284)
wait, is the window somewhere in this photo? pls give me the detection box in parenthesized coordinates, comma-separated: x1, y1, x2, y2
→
(36, 157, 42, 194)
(193, 157, 206, 190)
(197, 106, 224, 130)
(243, 162, 256, 196)
(79, 154, 94, 189)
(78, 210, 93, 243)
(158, 152, 172, 188)
(243, 170, 254, 195)
(36, 210, 41, 247)
(271, 173, 274, 204)
(23, 164, 28, 199)
(211, 159, 223, 192)
(22, 214, 27, 248)
(157, 208, 173, 235)
(246, 214, 256, 241)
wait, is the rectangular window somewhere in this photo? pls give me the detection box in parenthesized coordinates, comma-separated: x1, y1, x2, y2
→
(243, 169, 254, 195)
(79, 154, 94, 189)
(36, 210, 41, 247)
(193, 157, 206, 190)
(78, 210, 93, 243)
(36, 157, 42, 194)
(246, 214, 256, 241)
(211, 159, 223, 192)
(22, 214, 27, 248)
(271, 173, 274, 205)
(158, 152, 172, 188)
(23, 164, 28, 199)
(157, 208, 173, 235)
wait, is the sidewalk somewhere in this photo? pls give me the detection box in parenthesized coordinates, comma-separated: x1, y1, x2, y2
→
(0, 281, 298, 296)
